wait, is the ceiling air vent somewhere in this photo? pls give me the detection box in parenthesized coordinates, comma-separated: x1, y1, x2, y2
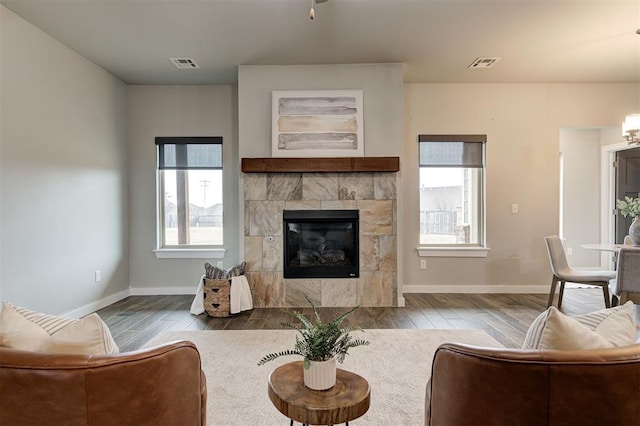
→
(169, 58, 199, 69)
(468, 57, 501, 69)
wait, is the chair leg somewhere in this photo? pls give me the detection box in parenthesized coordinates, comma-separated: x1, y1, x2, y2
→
(557, 281, 566, 309)
(602, 283, 611, 308)
(547, 276, 560, 308)
(611, 294, 620, 307)
(620, 292, 629, 305)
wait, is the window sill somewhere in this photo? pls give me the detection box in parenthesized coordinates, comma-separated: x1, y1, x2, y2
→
(153, 248, 226, 259)
(416, 246, 490, 258)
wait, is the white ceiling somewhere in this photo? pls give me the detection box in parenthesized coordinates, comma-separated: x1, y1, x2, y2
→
(2, 0, 640, 85)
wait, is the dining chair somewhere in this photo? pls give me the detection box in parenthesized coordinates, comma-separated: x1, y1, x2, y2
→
(544, 236, 615, 309)
(610, 246, 640, 307)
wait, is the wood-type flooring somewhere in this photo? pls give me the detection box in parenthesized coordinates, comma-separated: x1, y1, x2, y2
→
(95, 288, 634, 353)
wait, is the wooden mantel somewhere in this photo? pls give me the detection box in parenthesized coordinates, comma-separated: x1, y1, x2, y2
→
(241, 157, 400, 173)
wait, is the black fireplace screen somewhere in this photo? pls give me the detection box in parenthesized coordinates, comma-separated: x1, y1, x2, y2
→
(283, 210, 359, 279)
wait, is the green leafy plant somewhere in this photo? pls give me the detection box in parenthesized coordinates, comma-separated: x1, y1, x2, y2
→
(617, 196, 640, 218)
(257, 294, 369, 369)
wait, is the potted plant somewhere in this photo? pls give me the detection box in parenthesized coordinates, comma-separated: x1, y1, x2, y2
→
(257, 294, 369, 390)
(616, 196, 640, 245)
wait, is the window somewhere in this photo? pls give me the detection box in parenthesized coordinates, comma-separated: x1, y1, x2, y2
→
(418, 135, 486, 248)
(156, 137, 223, 248)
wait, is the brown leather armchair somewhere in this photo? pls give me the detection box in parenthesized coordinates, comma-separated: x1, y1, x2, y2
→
(0, 340, 207, 426)
(426, 343, 640, 426)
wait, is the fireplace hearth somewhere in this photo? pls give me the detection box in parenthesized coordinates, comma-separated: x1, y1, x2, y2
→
(283, 210, 359, 279)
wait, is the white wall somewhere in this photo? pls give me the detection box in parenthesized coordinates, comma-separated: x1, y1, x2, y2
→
(560, 128, 601, 267)
(601, 127, 626, 147)
(403, 83, 638, 292)
(0, 6, 128, 315)
(127, 85, 239, 292)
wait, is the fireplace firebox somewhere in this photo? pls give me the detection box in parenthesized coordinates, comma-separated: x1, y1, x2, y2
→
(283, 210, 359, 279)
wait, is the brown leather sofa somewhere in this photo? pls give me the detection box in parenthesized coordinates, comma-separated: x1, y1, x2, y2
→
(0, 340, 206, 426)
(426, 343, 640, 426)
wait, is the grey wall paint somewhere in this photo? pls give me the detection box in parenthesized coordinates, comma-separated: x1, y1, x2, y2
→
(601, 127, 626, 147)
(127, 85, 239, 290)
(237, 64, 404, 298)
(4, 4, 640, 308)
(403, 83, 639, 289)
(560, 128, 601, 267)
(238, 64, 403, 158)
(1, 7, 128, 314)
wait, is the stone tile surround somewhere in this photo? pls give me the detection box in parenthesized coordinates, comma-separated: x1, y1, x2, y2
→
(244, 172, 397, 308)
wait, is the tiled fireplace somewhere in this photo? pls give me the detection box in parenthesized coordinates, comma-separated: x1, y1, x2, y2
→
(243, 172, 397, 307)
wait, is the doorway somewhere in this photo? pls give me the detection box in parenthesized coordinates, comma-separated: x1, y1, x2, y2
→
(615, 148, 640, 244)
(600, 135, 640, 269)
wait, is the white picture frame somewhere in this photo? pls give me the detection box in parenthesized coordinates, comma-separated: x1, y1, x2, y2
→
(271, 90, 364, 157)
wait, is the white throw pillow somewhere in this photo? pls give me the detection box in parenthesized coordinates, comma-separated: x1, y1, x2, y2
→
(0, 304, 51, 351)
(571, 301, 637, 347)
(0, 301, 119, 355)
(522, 307, 613, 350)
(522, 302, 637, 350)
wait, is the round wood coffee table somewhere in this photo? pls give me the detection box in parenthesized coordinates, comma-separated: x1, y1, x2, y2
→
(267, 361, 371, 425)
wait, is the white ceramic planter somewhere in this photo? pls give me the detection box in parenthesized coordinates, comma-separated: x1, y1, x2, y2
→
(303, 358, 336, 390)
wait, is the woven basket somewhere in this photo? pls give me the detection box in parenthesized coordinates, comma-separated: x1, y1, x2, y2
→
(203, 278, 231, 318)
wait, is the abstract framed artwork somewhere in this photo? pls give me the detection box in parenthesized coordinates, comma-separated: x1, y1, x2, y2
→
(271, 90, 364, 157)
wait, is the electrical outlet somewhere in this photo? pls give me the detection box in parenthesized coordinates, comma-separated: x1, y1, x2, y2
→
(511, 203, 519, 214)
(419, 259, 427, 270)
(94, 270, 101, 282)
(217, 261, 224, 268)
(566, 247, 573, 255)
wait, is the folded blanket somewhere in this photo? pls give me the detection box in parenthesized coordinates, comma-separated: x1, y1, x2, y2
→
(189, 274, 206, 315)
(190, 274, 253, 315)
(230, 275, 253, 314)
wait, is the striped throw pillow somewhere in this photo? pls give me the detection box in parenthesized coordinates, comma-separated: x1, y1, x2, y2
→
(572, 301, 637, 346)
(522, 302, 636, 349)
(204, 261, 246, 279)
(0, 301, 119, 355)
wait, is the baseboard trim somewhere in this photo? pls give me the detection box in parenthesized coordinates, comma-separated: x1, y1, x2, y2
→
(63, 286, 197, 317)
(402, 285, 550, 294)
(129, 286, 197, 296)
(63, 289, 131, 318)
(63, 284, 549, 317)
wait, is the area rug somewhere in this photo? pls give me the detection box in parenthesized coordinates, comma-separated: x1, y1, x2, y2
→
(145, 329, 501, 425)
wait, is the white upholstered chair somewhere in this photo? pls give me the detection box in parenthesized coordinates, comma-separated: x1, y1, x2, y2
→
(611, 246, 640, 307)
(544, 236, 616, 308)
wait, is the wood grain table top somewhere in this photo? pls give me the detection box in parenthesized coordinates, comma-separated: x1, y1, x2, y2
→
(267, 361, 371, 425)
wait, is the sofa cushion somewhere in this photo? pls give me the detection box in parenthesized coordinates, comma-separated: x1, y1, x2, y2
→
(204, 261, 246, 279)
(0, 302, 118, 355)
